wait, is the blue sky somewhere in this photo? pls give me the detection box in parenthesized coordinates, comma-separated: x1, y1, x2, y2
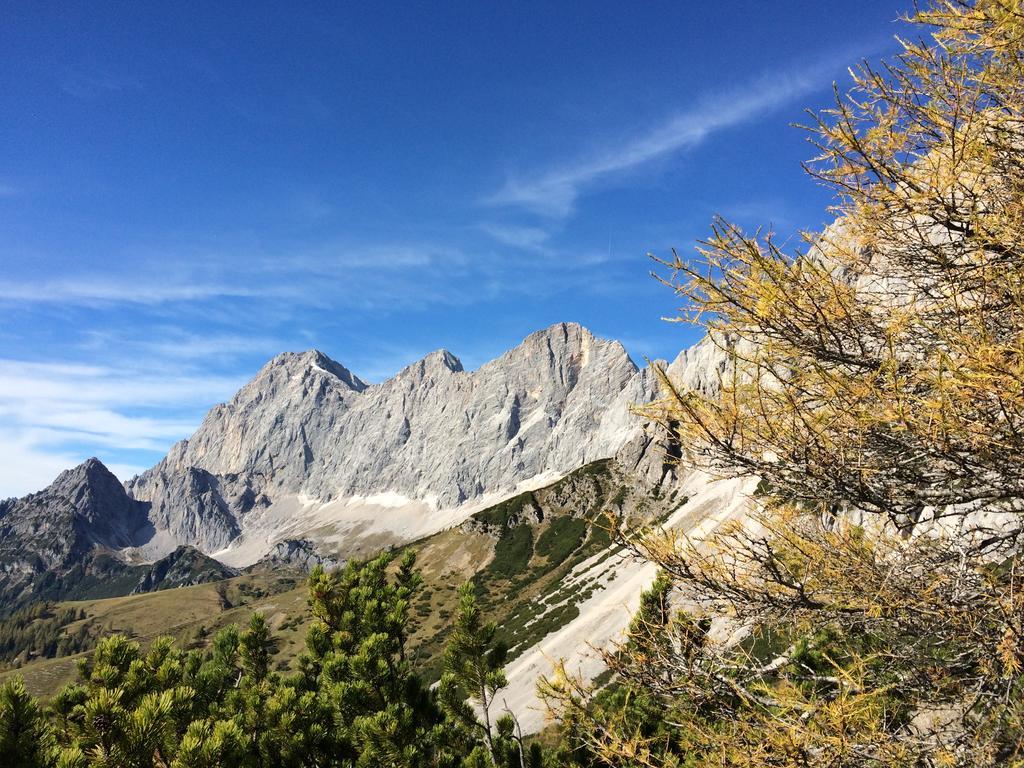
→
(0, 1, 907, 496)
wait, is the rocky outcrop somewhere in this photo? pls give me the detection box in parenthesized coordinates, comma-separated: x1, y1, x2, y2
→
(126, 350, 366, 550)
(615, 333, 732, 492)
(250, 539, 340, 573)
(324, 322, 642, 505)
(127, 323, 655, 559)
(130, 546, 238, 594)
(0, 458, 152, 607)
(130, 466, 245, 554)
(0, 457, 250, 607)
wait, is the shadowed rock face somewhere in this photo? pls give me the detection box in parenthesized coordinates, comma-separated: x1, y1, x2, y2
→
(617, 333, 733, 490)
(126, 322, 658, 555)
(0, 458, 151, 561)
(0, 456, 255, 607)
(0, 457, 153, 605)
(252, 539, 340, 573)
(130, 546, 238, 595)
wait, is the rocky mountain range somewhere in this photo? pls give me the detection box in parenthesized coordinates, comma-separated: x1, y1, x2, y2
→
(123, 322, 672, 565)
(0, 320, 746, 733)
(0, 321, 729, 608)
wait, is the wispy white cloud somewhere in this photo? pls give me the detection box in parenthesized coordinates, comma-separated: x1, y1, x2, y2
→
(478, 223, 552, 251)
(78, 329, 292, 364)
(0, 359, 244, 409)
(61, 69, 143, 99)
(0, 241, 473, 311)
(0, 431, 101, 500)
(0, 426, 148, 500)
(486, 54, 853, 219)
(268, 242, 464, 274)
(0, 278, 273, 306)
(0, 358, 247, 496)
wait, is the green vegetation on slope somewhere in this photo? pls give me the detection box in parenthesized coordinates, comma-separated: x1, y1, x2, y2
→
(0, 553, 545, 768)
(471, 491, 537, 529)
(485, 523, 535, 579)
(410, 458, 656, 680)
(534, 516, 586, 565)
(0, 604, 88, 670)
(0, 571, 305, 699)
(2, 457, 674, 707)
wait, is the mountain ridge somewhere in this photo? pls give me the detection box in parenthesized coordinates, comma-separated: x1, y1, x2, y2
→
(0, 322, 726, 599)
(0, 323, 738, 727)
(0, 459, 239, 607)
(125, 321, 659, 565)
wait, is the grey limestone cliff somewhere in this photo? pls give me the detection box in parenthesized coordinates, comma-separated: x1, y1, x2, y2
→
(127, 322, 654, 557)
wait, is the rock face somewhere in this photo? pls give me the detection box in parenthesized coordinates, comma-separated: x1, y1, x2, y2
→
(9, 458, 152, 553)
(2, 323, 733, 582)
(251, 539, 340, 573)
(130, 546, 238, 595)
(615, 333, 733, 491)
(127, 323, 656, 561)
(0, 457, 247, 607)
(0, 457, 252, 607)
(0, 458, 153, 606)
(127, 350, 367, 553)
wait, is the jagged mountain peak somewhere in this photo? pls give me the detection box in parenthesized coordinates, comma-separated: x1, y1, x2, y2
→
(0, 456, 153, 605)
(260, 349, 368, 392)
(391, 349, 464, 381)
(664, 333, 735, 395)
(518, 321, 595, 354)
(51, 455, 116, 487)
(483, 322, 637, 390)
(80, 455, 107, 471)
(526, 320, 591, 341)
(518, 321, 630, 362)
(426, 348, 464, 373)
(46, 457, 133, 513)
(125, 321, 677, 564)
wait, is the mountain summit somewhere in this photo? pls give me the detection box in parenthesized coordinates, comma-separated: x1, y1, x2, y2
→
(0, 457, 152, 604)
(124, 322, 656, 564)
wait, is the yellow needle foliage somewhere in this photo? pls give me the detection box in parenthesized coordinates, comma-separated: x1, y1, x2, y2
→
(645, 0, 1024, 527)
(544, 2, 1024, 766)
